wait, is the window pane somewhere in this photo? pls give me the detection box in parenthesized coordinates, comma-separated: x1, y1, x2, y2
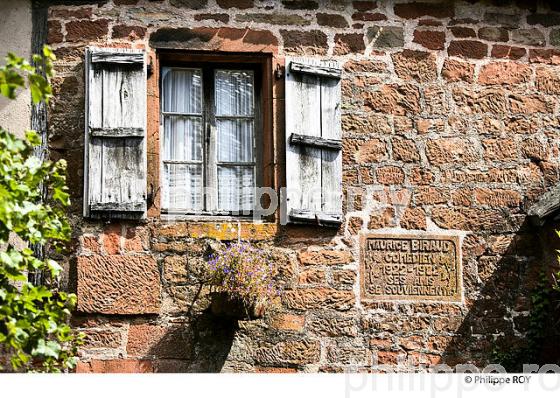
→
(163, 69, 202, 114)
(163, 164, 203, 211)
(217, 119, 254, 162)
(217, 166, 254, 212)
(215, 70, 254, 116)
(163, 116, 203, 161)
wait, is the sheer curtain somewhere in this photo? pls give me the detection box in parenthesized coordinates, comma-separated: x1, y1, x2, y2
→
(161, 68, 203, 211)
(215, 70, 255, 213)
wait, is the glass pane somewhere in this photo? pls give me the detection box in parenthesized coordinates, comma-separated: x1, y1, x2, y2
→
(217, 119, 254, 162)
(163, 69, 202, 114)
(163, 164, 203, 211)
(163, 116, 203, 161)
(215, 70, 254, 116)
(217, 166, 254, 212)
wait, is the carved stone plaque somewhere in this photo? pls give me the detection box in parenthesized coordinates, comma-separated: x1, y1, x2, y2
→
(360, 233, 462, 302)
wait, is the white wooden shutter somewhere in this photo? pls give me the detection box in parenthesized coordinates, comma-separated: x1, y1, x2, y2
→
(285, 57, 343, 226)
(83, 47, 147, 219)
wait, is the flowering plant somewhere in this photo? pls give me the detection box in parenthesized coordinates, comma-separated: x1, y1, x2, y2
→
(207, 241, 278, 308)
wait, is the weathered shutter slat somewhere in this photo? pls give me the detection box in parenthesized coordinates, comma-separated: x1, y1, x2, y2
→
(91, 51, 144, 65)
(90, 127, 144, 137)
(84, 47, 147, 219)
(320, 74, 342, 217)
(285, 57, 343, 226)
(289, 61, 342, 79)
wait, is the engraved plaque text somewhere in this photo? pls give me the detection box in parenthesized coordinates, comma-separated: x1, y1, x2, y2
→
(360, 233, 462, 302)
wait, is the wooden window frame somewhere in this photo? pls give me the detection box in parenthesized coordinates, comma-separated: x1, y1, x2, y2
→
(155, 51, 274, 220)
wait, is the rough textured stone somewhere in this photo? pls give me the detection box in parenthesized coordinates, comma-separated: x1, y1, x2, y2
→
(452, 87, 508, 114)
(342, 113, 391, 135)
(511, 29, 545, 46)
(282, 0, 318, 9)
(400, 207, 427, 230)
(281, 30, 328, 54)
(50, 7, 93, 19)
(535, 66, 560, 94)
(66, 19, 109, 42)
(256, 340, 320, 366)
(82, 329, 122, 349)
(47, 20, 63, 44)
(484, 12, 520, 27)
(298, 268, 325, 284)
(344, 60, 387, 73)
(482, 139, 517, 161)
(298, 250, 353, 266)
(82, 235, 100, 254)
(194, 13, 229, 22)
(127, 323, 193, 359)
(474, 188, 521, 208)
(354, 139, 387, 164)
(413, 29, 445, 50)
(317, 13, 348, 28)
(414, 187, 449, 205)
(368, 207, 397, 230)
(216, 0, 253, 8)
(332, 270, 357, 287)
(529, 48, 560, 65)
(283, 288, 355, 311)
(150, 27, 277, 52)
(491, 45, 526, 60)
(478, 27, 508, 42)
(426, 139, 479, 165)
(551, 29, 560, 46)
(112, 24, 147, 39)
(77, 359, 153, 373)
(163, 255, 189, 283)
(478, 62, 531, 85)
(352, 12, 386, 22)
(364, 84, 420, 115)
(77, 255, 161, 314)
(451, 26, 476, 38)
(353, 1, 377, 11)
(448, 40, 488, 59)
(392, 50, 437, 82)
(170, 0, 208, 8)
(441, 59, 474, 82)
(509, 93, 554, 114)
(270, 313, 305, 331)
(367, 26, 404, 48)
(392, 137, 420, 162)
(334, 33, 366, 55)
(102, 223, 121, 255)
(376, 166, 405, 185)
(236, 13, 310, 26)
(394, 2, 453, 19)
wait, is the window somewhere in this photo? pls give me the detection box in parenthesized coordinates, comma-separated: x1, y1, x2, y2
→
(160, 62, 263, 216)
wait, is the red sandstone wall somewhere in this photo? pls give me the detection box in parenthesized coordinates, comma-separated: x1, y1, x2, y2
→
(45, 0, 560, 372)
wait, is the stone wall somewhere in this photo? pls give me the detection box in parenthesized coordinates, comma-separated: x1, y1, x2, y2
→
(45, 0, 560, 372)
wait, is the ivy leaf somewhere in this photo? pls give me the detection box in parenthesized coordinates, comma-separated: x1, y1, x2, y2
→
(32, 339, 61, 359)
(46, 259, 62, 278)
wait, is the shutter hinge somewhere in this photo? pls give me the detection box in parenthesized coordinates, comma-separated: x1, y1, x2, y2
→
(147, 58, 153, 76)
(275, 64, 283, 80)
